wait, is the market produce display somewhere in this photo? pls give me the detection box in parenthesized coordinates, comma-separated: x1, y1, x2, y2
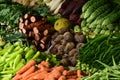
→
(0, 0, 120, 80)
(18, 13, 55, 51)
(59, 0, 86, 25)
(81, 58, 120, 80)
(80, 0, 120, 38)
(49, 27, 86, 66)
(0, 41, 59, 80)
(13, 60, 84, 80)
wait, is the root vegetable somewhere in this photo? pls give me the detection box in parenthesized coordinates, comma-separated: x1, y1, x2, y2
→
(74, 33, 86, 43)
(57, 51, 64, 55)
(64, 70, 76, 76)
(23, 70, 41, 80)
(69, 56, 77, 66)
(19, 29, 22, 33)
(58, 75, 66, 80)
(43, 29, 49, 36)
(24, 14, 31, 19)
(24, 20, 30, 26)
(40, 43, 45, 49)
(19, 17, 24, 23)
(12, 74, 22, 80)
(33, 27, 39, 34)
(49, 45, 58, 54)
(44, 75, 56, 80)
(54, 66, 64, 73)
(63, 32, 73, 42)
(54, 35, 63, 43)
(51, 69, 62, 79)
(51, 32, 59, 39)
(60, 39, 67, 46)
(37, 64, 51, 72)
(33, 71, 48, 79)
(19, 22, 24, 29)
(77, 70, 82, 78)
(30, 15, 41, 22)
(60, 58, 69, 66)
(40, 61, 50, 68)
(68, 48, 78, 57)
(28, 31, 35, 38)
(40, 36, 48, 44)
(16, 60, 36, 74)
(21, 65, 36, 78)
(57, 45, 65, 52)
(66, 75, 77, 79)
(76, 43, 85, 50)
(64, 42, 75, 53)
(22, 28, 27, 34)
(34, 33, 40, 41)
(58, 27, 68, 34)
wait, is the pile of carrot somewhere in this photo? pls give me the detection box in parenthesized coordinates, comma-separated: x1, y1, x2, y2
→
(12, 60, 83, 80)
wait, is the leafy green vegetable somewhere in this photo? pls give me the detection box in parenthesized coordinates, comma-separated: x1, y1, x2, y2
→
(32, 3, 50, 17)
(0, 2, 29, 42)
(112, 0, 120, 5)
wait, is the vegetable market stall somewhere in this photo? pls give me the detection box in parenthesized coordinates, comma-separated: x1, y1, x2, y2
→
(0, 0, 120, 80)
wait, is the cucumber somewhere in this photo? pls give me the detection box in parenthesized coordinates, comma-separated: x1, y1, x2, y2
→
(84, 0, 107, 19)
(86, 3, 111, 23)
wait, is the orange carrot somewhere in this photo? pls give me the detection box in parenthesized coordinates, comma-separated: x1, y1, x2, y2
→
(12, 74, 22, 80)
(54, 66, 64, 73)
(51, 69, 62, 79)
(67, 78, 76, 80)
(37, 64, 51, 72)
(58, 75, 66, 80)
(33, 71, 48, 80)
(22, 70, 41, 80)
(62, 70, 68, 76)
(40, 61, 50, 68)
(16, 60, 36, 74)
(77, 69, 82, 78)
(66, 75, 77, 79)
(21, 65, 36, 78)
(27, 77, 34, 80)
(44, 74, 56, 80)
(63, 70, 76, 76)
